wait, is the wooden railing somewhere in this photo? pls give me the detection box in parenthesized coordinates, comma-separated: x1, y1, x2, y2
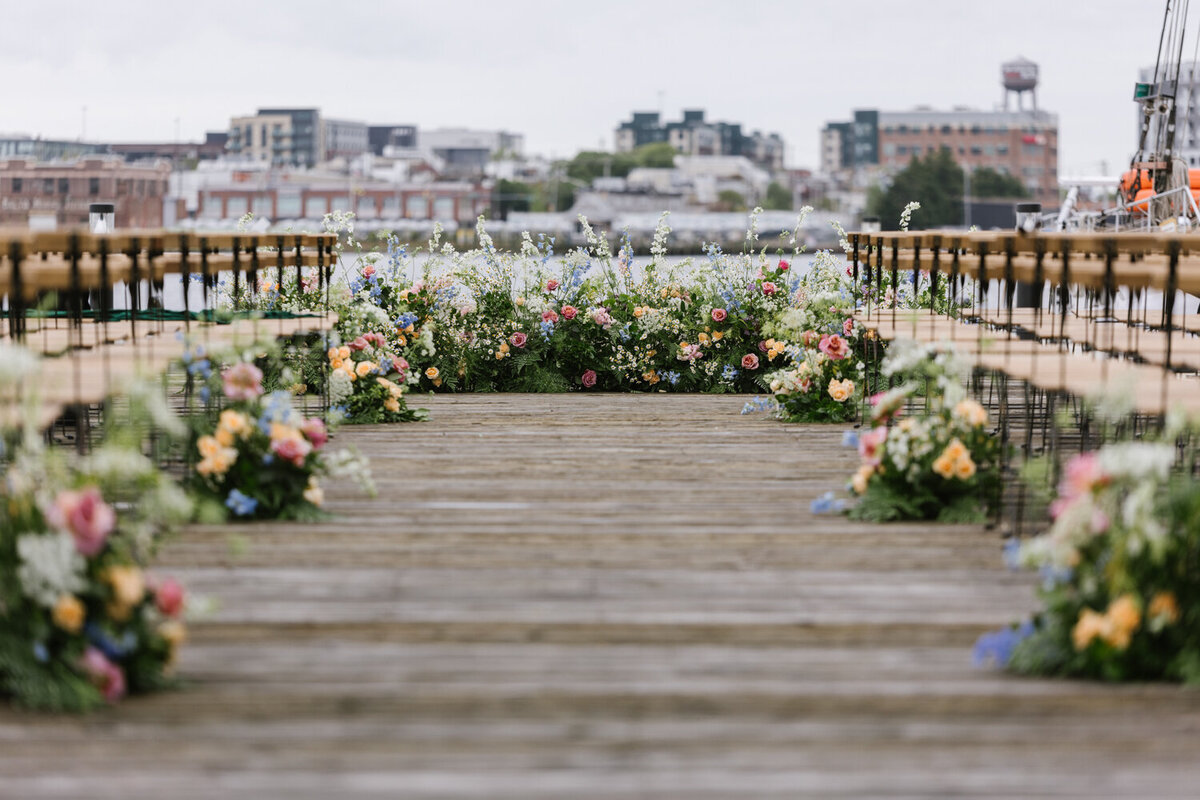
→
(0, 229, 341, 430)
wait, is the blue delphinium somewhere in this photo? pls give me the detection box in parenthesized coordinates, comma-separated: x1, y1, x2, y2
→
(972, 620, 1035, 668)
(740, 396, 777, 415)
(841, 430, 860, 449)
(663, 371, 680, 386)
(539, 320, 555, 342)
(225, 489, 259, 517)
(722, 365, 739, 381)
(810, 491, 846, 514)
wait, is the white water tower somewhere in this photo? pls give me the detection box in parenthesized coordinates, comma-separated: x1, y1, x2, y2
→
(1003, 58, 1039, 111)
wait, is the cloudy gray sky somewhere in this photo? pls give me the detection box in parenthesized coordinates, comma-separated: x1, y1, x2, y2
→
(0, 0, 1172, 174)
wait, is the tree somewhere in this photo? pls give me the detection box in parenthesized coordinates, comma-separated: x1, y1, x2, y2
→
(764, 181, 793, 210)
(633, 142, 677, 169)
(491, 179, 533, 220)
(868, 148, 963, 229)
(970, 167, 1028, 199)
(716, 189, 748, 212)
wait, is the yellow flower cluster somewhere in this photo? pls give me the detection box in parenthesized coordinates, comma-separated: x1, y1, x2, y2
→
(851, 463, 875, 495)
(642, 370, 660, 385)
(425, 366, 442, 387)
(494, 341, 510, 360)
(763, 338, 786, 362)
(102, 565, 145, 622)
(932, 438, 976, 480)
(953, 399, 988, 427)
(197, 435, 238, 478)
(52, 593, 85, 633)
(1072, 594, 1142, 651)
(827, 378, 855, 403)
(303, 476, 324, 506)
(1148, 591, 1180, 627)
(376, 376, 405, 413)
(159, 618, 187, 674)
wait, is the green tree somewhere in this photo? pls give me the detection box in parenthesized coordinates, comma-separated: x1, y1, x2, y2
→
(632, 141, 677, 168)
(869, 148, 963, 229)
(764, 181, 793, 210)
(716, 189, 747, 212)
(970, 167, 1028, 199)
(491, 179, 534, 220)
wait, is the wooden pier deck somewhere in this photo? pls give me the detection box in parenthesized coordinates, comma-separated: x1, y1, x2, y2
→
(3, 394, 1200, 798)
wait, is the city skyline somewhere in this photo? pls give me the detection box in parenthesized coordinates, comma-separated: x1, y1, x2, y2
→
(0, 0, 1174, 175)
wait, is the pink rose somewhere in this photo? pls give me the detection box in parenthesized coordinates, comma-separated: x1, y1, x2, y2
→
(801, 330, 819, 347)
(818, 334, 849, 360)
(362, 264, 375, 278)
(843, 318, 854, 337)
(271, 436, 312, 467)
(546, 279, 560, 292)
(562, 305, 578, 320)
(510, 332, 528, 348)
(591, 308, 613, 327)
(1060, 453, 1108, 500)
(711, 308, 727, 322)
(741, 353, 760, 370)
(778, 260, 789, 271)
(80, 647, 126, 703)
(364, 332, 387, 348)
(301, 417, 328, 450)
(542, 310, 559, 323)
(797, 377, 812, 393)
(761, 282, 777, 296)
(858, 427, 888, 466)
(49, 487, 115, 557)
(581, 369, 597, 388)
(348, 336, 369, 352)
(758, 340, 770, 353)
(155, 577, 186, 617)
(221, 362, 263, 402)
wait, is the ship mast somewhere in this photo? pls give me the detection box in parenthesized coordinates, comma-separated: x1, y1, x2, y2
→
(1132, 0, 1191, 195)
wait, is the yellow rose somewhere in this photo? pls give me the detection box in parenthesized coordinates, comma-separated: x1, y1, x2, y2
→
(1072, 608, 1106, 651)
(851, 464, 874, 495)
(495, 351, 506, 360)
(827, 379, 854, 403)
(326, 347, 338, 360)
(698, 332, 710, 344)
(197, 435, 222, 459)
(219, 410, 250, 438)
(712, 330, 724, 342)
(642, 370, 660, 384)
(633, 306, 646, 318)
(215, 428, 235, 448)
(331, 358, 344, 370)
(355, 361, 375, 377)
(384, 396, 400, 413)
(953, 399, 988, 427)
(270, 422, 301, 443)
(432, 377, 442, 387)
(303, 477, 324, 507)
(954, 455, 977, 480)
(425, 367, 440, 380)
(932, 455, 955, 479)
(1149, 592, 1180, 626)
(338, 346, 351, 360)
(941, 438, 968, 463)
(52, 594, 85, 634)
(396, 335, 407, 347)
(1103, 595, 1141, 650)
(103, 565, 145, 622)
(515, 296, 525, 307)
(498, 342, 510, 354)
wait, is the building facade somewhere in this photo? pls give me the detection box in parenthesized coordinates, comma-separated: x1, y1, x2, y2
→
(0, 136, 108, 162)
(368, 125, 418, 155)
(0, 157, 170, 228)
(615, 110, 785, 171)
(196, 181, 489, 224)
(823, 106, 1058, 203)
(321, 118, 368, 162)
(227, 108, 325, 167)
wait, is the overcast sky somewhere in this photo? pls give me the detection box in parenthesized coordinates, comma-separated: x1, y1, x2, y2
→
(0, 0, 1174, 175)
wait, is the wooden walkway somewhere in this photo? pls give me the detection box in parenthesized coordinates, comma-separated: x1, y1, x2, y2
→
(3, 394, 1200, 798)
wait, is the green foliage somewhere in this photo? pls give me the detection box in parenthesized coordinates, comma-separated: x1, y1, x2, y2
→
(565, 143, 676, 185)
(716, 189, 747, 212)
(869, 148, 963, 229)
(492, 179, 533, 219)
(764, 181, 793, 210)
(970, 167, 1028, 199)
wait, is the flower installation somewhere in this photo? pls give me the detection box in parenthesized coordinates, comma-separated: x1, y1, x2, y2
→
(976, 436, 1200, 683)
(327, 331, 425, 424)
(0, 349, 195, 711)
(843, 339, 1000, 522)
(189, 357, 375, 521)
(274, 209, 914, 419)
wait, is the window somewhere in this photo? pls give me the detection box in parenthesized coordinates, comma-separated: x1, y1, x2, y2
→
(89, 178, 100, 196)
(225, 196, 248, 217)
(11, 177, 21, 193)
(883, 143, 896, 156)
(406, 195, 429, 219)
(276, 193, 301, 217)
(252, 195, 272, 216)
(941, 125, 952, 134)
(58, 177, 68, 194)
(304, 196, 327, 217)
(381, 197, 400, 217)
(331, 196, 350, 212)
(898, 125, 909, 134)
(43, 178, 54, 194)
(897, 146, 908, 156)
(136, 180, 145, 196)
(997, 145, 1009, 155)
(202, 196, 223, 218)
(970, 125, 981, 135)
(260, 126, 267, 148)
(970, 146, 982, 155)
(433, 197, 454, 220)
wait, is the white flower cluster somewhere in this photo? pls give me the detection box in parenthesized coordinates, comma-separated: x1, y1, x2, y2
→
(899, 201, 921, 232)
(329, 368, 353, 405)
(17, 531, 86, 608)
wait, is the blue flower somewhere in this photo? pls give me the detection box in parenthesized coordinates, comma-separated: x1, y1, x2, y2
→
(198, 386, 211, 404)
(1039, 564, 1073, 590)
(740, 396, 777, 415)
(971, 620, 1035, 668)
(810, 491, 846, 514)
(85, 622, 137, 659)
(262, 454, 275, 465)
(395, 312, 419, 329)
(225, 489, 259, 517)
(539, 320, 555, 341)
(1002, 538, 1021, 570)
(32, 642, 48, 663)
(841, 430, 860, 449)
(722, 365, 739, 381)
(663, 370, 680, 386)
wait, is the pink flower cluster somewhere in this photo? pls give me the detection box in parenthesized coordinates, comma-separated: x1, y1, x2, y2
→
(858, 428, 888, 466)
(1049, 453, 1111, 523)
(818, 334, 850, 360)
(80, 647, 126, 703)
(590, 308, 613, 328)
(222, 362, 264, 401)
(47, 487, 116, 556)
(300, 417, 328, 450)
(761, 282, 778, 296)
(349, 332, 388, 351)
(581, 370, 597, 388)
(678, 344, 703, 363)
(542, 310, 559, 323)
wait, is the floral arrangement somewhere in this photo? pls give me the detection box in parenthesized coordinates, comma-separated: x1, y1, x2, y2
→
(282, 209, 907, 419)
(976, 436, 1200, 683)
(189, 358, 375, 520)
(0, 347, 195, 711)
(327, 331, 424, 424)
(843, 339, 1000, 522)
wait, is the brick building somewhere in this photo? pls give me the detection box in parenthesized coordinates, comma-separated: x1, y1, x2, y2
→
(196, 182, 489, 223)
(0, 157, 170, 229)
